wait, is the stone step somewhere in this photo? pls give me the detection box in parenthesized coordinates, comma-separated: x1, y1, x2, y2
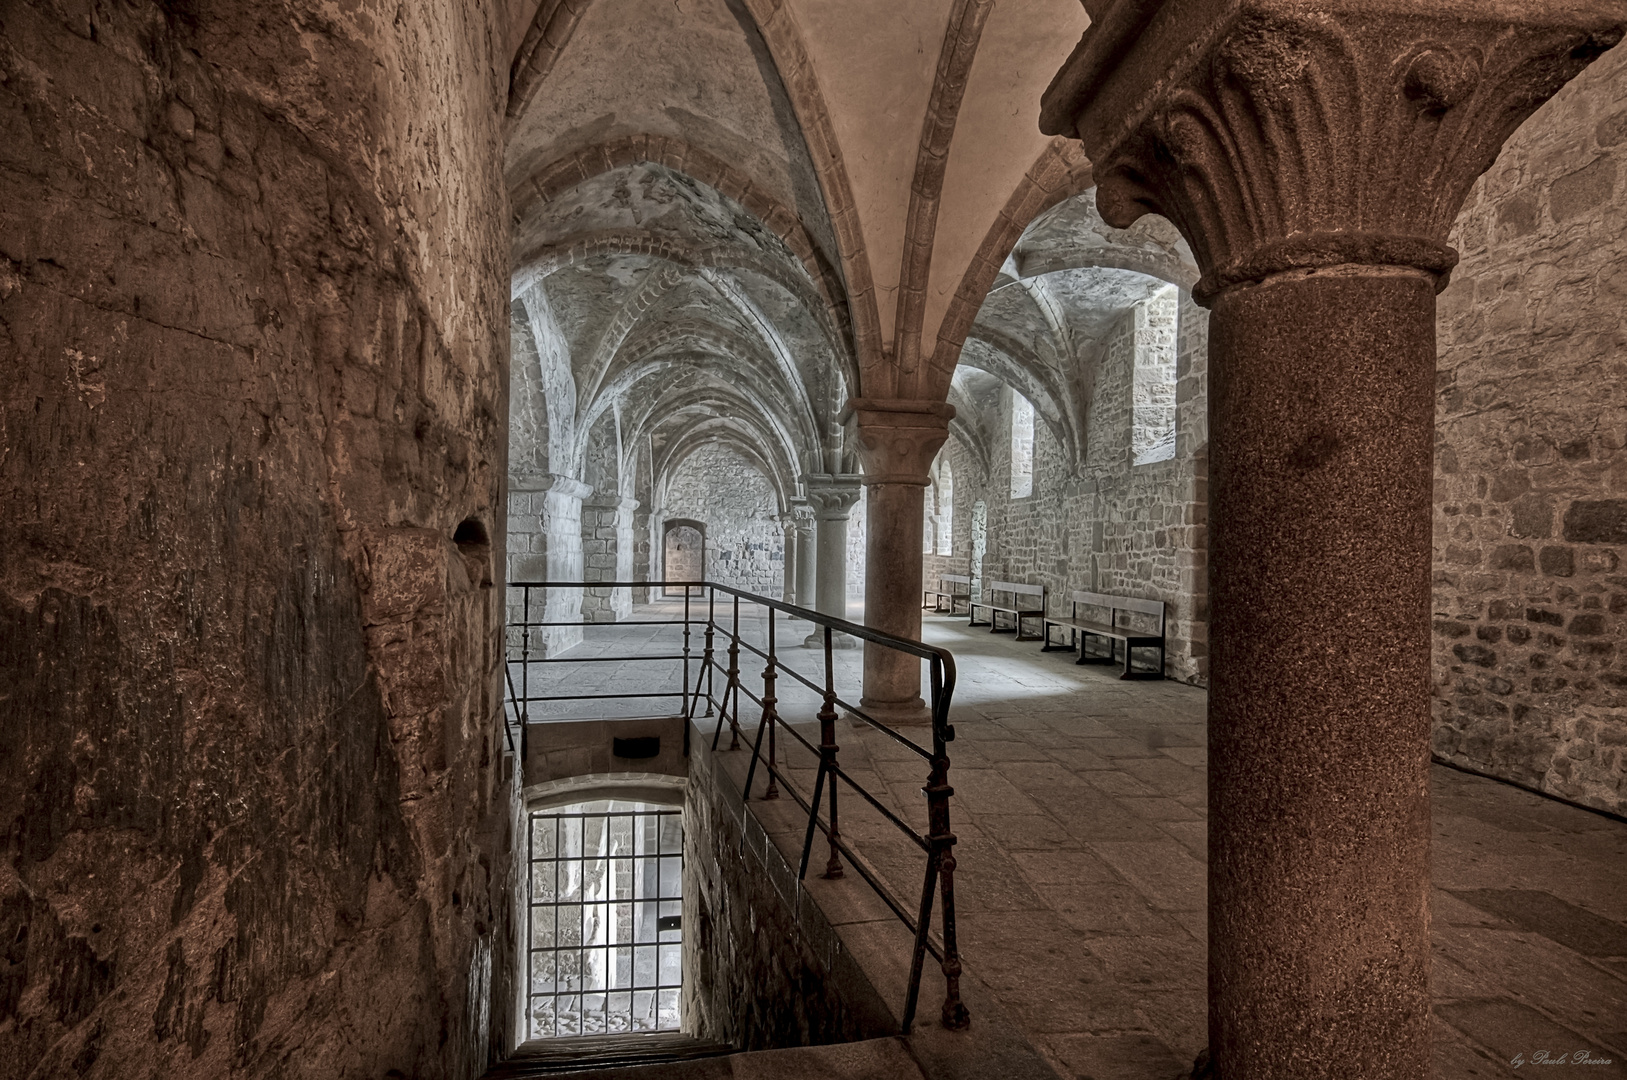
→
(486, 1036, 933, 1080)
(483, 1033, 736, 1078)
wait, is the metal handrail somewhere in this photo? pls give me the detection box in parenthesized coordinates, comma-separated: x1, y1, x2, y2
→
(504, 579, 970, 1035)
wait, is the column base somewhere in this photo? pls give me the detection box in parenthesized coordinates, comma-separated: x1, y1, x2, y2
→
(803, 630, 859, 650)
(857, 695, 931, 726)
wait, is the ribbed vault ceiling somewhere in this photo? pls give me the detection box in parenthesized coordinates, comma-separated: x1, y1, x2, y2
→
(502, 0, 1199, 506)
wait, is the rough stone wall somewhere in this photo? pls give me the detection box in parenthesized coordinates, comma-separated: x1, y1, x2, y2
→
(929, 294, 1210, 684)
(0, 3, 517, 1076)
(1431, 44, 1627, 815)
(664, 444, 784, 596)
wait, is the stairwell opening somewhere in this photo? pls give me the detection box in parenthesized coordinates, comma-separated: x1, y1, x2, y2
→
(525, 799, 684, 1040)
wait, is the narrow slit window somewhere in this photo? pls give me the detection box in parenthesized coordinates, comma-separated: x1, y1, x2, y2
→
(527, 801, 683, 1039)
(1132, 285, 1180, 466)
(1009, 393, 1035, 499)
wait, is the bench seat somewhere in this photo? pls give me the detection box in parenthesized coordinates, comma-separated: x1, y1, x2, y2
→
(968, 580, 1044, 641)
(923, 573, 973, 615)
(1041, 591, 1165, 679)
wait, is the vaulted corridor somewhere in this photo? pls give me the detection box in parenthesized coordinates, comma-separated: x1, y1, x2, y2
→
(6, 0, 1627, 1077)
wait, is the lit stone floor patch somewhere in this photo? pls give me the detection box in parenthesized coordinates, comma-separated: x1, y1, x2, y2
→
(520, 603, 1627, 1079)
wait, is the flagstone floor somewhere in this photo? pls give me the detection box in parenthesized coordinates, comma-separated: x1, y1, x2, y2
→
(515, 600, 1627, 1079)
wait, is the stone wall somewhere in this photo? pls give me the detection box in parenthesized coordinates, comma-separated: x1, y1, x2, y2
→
(682, 730, 894, 1050)
(1431, 43, 1627, 816)
(0, 3, 517, 1076)
(582, 495, 636, 623)
(665, 444, 785, 596)
(927, 291, 1210, 684)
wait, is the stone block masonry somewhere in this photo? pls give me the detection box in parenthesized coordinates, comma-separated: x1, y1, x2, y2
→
(682, 727, 896, 1050)
(1433, 43, 1627, 817)
(665, 443, 786, 596)
(0, 2, 517, 1076)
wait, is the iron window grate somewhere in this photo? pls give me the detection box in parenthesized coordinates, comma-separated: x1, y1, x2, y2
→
(527, 807, 683, 1039)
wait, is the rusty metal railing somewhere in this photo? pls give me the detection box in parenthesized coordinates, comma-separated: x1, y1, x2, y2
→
(505, 580, 969, 1034)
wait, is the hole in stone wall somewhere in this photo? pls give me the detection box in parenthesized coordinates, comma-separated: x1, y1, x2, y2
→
(454, 516, 493, 587)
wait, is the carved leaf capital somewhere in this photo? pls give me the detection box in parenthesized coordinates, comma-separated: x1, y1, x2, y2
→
(1060, 2, 1625, 302)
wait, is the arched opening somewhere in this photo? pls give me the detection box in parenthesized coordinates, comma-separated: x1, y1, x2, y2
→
(524, 787, 686, 1041)
(662, 521, 705, 597)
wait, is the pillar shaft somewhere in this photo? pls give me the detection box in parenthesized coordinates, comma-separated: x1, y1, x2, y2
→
(794, 507, 817, 614)
(1040, 4, 1625, 1075)
(1207, 271, 1435, 1073)
(802, 476, 862, 629)
(852, 399, 952, 724)
(780, 513, 799, 604)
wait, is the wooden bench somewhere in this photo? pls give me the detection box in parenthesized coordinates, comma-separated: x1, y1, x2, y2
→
(923, 573, 972, 615)
(1042, 591, 1166, 679)
(968, 581, 1045, 640)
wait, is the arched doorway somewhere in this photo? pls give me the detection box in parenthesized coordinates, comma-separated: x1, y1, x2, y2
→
(662, 521, 705, 597)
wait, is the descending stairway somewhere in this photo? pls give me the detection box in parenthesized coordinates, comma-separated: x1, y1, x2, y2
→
(483, 1033, 737, 1078)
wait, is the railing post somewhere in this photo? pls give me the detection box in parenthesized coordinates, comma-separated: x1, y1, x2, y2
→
(520, 586, 532, 762)
(681, 587, 692, 720)
(820, 625, 843, 878)
(762, 609, 780, 800)
(702, 589, 715, 716)
(727, 595, 741, 750)
(928, 658, 969, 1030)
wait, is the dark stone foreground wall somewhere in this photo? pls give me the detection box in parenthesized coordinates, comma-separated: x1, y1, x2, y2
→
(0, 3, 516, 1076)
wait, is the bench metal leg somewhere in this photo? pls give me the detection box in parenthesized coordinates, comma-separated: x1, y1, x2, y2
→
(1076, 632, 1114, 666)
(1116, 643, 1168, 680)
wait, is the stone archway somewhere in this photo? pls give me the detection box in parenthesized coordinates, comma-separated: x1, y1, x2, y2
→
(662, 520, 705, 597)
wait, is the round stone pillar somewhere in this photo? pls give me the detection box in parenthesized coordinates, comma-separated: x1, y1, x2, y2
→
(779, 510, 799, 604)
(1040, 5, 1624, 1077)
(851, 399, 952, 724)
(802, 475, 862, 647)
(794, 503, 817, 615)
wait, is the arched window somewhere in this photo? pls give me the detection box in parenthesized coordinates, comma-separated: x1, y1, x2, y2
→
(1133, 284, 1180, 466)
(1009, 392, 1035, 499)
(937, 458, 954, 555)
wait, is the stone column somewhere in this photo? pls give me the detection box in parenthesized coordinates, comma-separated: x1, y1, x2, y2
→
(794, 502, 817, 616)
(1041, 6, 1623, 1078)
(851, 399, 953, 724)
(779, 511, 800, 605)
(801, 475, 863, 647)
(582, 493, 637, 623)
(510, 473, 592, 656)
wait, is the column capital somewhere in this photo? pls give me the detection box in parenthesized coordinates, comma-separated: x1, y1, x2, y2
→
(849, 397, 955, 486)
(801, 474, 864, 518)
(584, 493, 639, 512)
(1040, 0, 1626, 303)
(511, 472, 593, 502)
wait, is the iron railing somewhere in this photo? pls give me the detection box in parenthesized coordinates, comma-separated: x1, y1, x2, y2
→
(506, 580, 970, 1034)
